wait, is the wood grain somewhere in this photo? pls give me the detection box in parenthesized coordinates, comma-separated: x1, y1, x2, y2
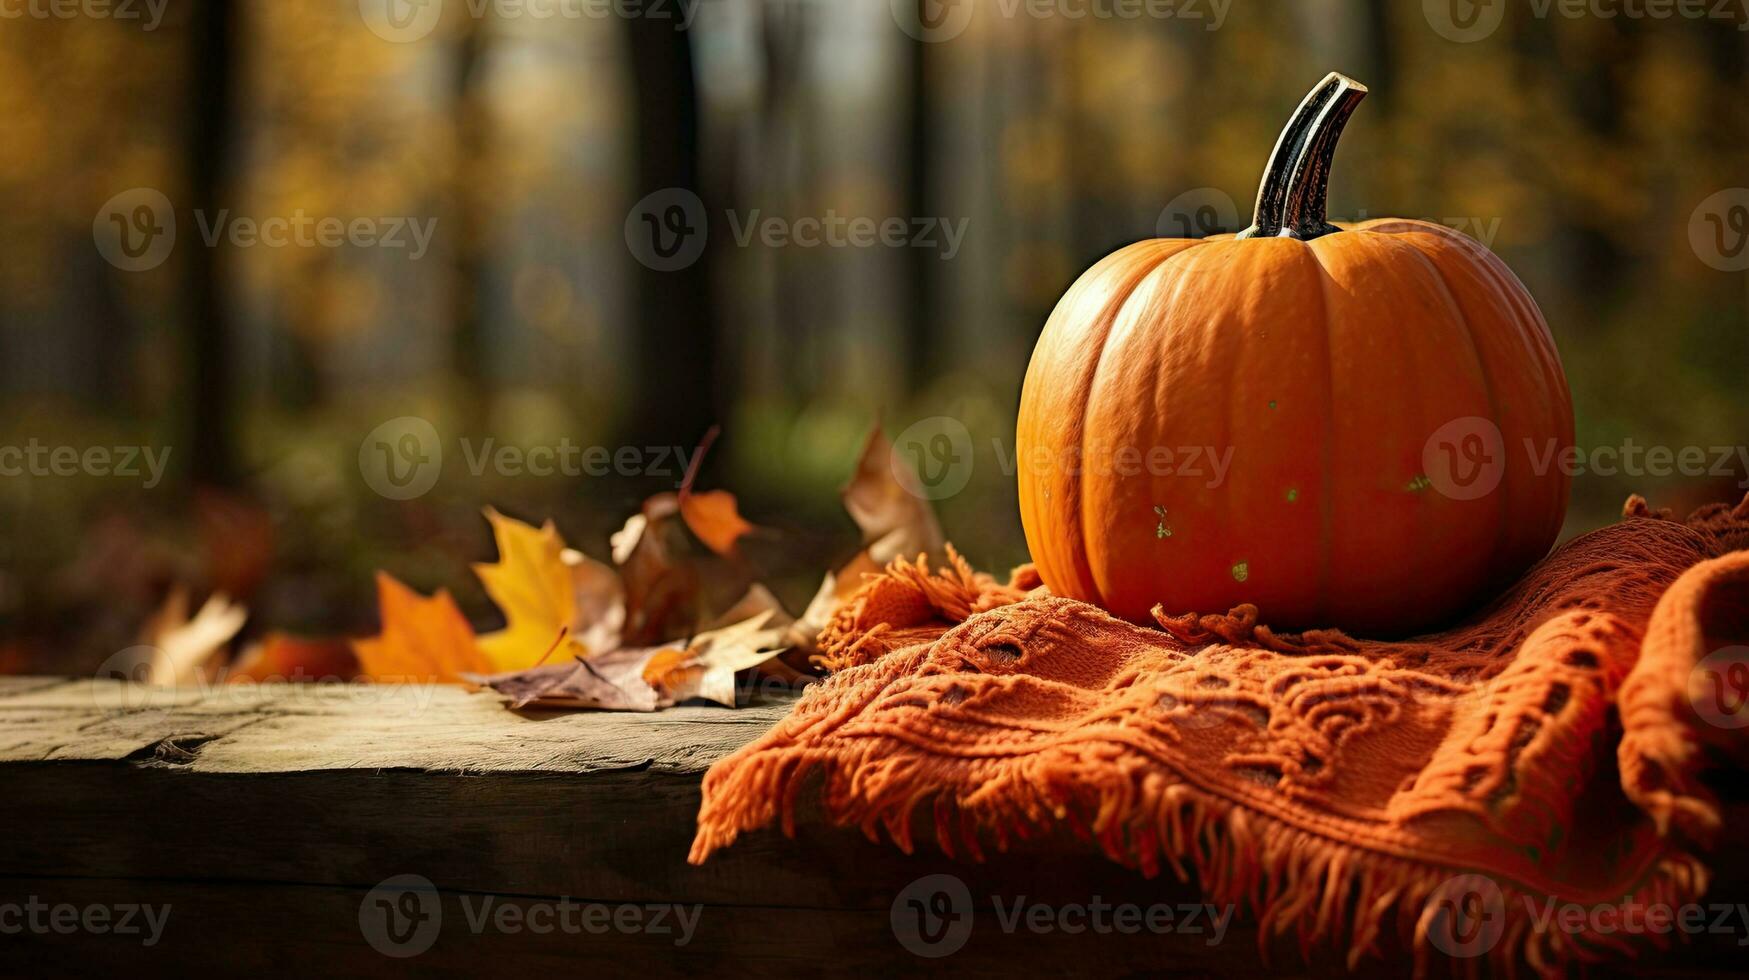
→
(1, 677, 1742, 977)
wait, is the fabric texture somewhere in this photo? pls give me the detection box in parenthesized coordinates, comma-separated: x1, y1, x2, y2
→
(691, 496, 1749, 973)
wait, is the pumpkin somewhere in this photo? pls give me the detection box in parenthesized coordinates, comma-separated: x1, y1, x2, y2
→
(1015, 73, 1573, 637)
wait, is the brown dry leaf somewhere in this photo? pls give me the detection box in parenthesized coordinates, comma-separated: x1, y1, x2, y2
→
(474, 645, 675, 712)
(776, 422, 949, 661)
(473, 509, 623, 670)
(354, 572, 492, 684)
(113, 587, 248, 686)
(227, 633, 359, 683)
(611, 494, 704, 647)
(843, 423, 944, 564)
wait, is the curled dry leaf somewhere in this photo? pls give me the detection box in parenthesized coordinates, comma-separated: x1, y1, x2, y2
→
(644, 610, 787, 707)
(110, 587, 249, 686)
(613, 493, 706, 647)
(843, 423, 944, 565)
(353, 572, 492, 684)
(777, 421, 948, 664)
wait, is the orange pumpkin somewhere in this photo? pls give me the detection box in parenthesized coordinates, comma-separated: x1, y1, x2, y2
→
(1015, 73, 1573, 637)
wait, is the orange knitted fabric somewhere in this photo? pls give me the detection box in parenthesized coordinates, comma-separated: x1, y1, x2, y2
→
(691, 496, 1749, 974)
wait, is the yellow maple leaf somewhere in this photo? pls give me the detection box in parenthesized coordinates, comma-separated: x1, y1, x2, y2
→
(473, 508, 623, 671)
(353, 572, 491, 684)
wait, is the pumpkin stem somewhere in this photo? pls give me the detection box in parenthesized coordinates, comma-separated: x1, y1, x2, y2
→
(1238, 72, 1367, 241)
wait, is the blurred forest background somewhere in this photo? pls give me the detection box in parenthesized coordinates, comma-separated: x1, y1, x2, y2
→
(2, 0, 1747, 670)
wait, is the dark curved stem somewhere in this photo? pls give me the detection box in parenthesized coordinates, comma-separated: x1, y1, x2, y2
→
(1237, 72, 1368, 241)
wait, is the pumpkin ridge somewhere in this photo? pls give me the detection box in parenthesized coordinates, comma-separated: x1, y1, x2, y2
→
(1076, 239, 1216, 610)
(1305, 243, 1338, 627)
(1395, 236, 1516, 595)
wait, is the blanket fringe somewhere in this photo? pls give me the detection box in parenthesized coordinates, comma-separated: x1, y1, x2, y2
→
(690, 735, 1707, 977)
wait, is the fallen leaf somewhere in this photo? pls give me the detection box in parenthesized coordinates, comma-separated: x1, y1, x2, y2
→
(111, 588, 248, 686)
(771, 421, 950, 664)
(677, 426, 756, 558)
(472, 509, 623, 670)
(227, 633, 359, 683)
(646, 611, 787, 707)
(843, 423, 944, 564)
(354, 572, 492, 683)
(613, 494, 704, 646)
(474, 645, 675, 712)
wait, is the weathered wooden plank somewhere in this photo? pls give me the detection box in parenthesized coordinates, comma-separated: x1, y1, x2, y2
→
(1, 678, 1743, 977)
(0, 677, 791, 774)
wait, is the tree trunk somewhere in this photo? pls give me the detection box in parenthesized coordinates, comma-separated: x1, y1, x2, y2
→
(625, 20, 718, 445)
(184, 0, 238, 487)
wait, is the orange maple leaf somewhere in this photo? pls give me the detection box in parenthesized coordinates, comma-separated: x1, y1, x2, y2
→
(677, 426, 755, 558)
(353, 572, 491, 683)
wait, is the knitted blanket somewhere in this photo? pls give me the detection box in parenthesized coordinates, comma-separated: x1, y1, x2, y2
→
(691, 497, 1749, 973)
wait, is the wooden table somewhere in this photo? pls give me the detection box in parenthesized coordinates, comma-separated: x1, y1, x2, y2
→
(1, 677, 1741, 977)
